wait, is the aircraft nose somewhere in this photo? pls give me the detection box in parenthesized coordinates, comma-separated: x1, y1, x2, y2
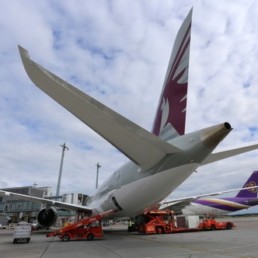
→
(201, 122, 232, 148)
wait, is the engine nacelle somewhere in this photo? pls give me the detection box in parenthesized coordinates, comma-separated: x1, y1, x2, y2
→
(37, 207, 58, 228)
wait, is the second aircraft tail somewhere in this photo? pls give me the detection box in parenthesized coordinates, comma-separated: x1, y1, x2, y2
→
(236, 171, 258, 198)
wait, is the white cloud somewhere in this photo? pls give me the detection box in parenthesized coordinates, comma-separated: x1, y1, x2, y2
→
(1, 0, 258, 214)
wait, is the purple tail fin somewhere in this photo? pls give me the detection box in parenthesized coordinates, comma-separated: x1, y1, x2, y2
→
(236, 171, 258, 198)
(152, 9, 192, 141)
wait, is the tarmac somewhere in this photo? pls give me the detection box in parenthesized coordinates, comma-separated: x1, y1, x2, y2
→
(0, 216, 258, 258)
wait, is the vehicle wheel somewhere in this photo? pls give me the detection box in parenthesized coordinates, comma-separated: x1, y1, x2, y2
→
(226, 223, 232, 230)
(62, 234, 70, 242)
(211, 225, 216, 231)
(26, 238, 30, 243)
(87, 233, 94, 241)
(156, 226, 164, 234)
(13, 239, 17, 244)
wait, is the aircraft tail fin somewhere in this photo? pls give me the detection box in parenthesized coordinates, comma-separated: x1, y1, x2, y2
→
(236, 171, 258, 198)
(152, 8, 192, 141)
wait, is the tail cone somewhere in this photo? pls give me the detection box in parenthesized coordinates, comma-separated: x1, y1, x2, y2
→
(201, 122, 232, 148)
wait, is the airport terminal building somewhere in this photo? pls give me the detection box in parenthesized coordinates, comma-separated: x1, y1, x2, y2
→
(0, 186, 51, 223)
(0, 186, 89, 225)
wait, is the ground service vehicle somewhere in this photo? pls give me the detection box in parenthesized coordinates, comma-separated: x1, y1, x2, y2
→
(46, 213, 109, 241)
(58, 222, 103, 241)
(13, 221, 32, 244)
(136, 210, 235, 234)
(198, 215, 235, 230)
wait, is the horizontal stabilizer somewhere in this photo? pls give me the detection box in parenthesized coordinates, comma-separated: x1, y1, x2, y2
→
(18, 46, 182, 170)
(201, 143, 258, 165)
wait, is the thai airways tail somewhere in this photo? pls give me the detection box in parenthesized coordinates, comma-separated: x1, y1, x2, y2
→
(152, 9, 192, 141)
(236, 171, 258, 198)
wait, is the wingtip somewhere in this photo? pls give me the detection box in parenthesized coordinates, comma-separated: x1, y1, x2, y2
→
(18, 45, 30, 60)
(187, 7, 193, 19)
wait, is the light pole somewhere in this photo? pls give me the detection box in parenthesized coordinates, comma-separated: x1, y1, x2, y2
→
(95, 162, 101, 189)
(56, 143, 69, 196)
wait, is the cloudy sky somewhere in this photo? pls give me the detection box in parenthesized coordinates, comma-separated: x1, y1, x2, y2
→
(1, 0, 258, 213)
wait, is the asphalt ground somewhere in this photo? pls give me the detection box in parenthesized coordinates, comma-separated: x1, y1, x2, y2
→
(0, 217, 258, 258)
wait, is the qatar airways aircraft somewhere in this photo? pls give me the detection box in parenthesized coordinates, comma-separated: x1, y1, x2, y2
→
(1, 9, 258, 228)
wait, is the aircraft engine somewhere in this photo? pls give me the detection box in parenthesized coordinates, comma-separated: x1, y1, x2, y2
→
(37, 207, 58, 228)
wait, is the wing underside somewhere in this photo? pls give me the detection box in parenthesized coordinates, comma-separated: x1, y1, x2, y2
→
(0, 190, 92, 212)
(201, 143, 258, 165)
(18, 46, 181, 171)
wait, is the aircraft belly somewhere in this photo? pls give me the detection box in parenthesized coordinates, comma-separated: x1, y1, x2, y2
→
(182, 203, 224, 215)
(114, 163, 199, 217)
(182, 202, 238, 215)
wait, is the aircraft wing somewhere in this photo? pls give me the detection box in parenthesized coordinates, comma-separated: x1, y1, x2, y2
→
(201, 143, 258, 165)
(18, 46, 182, 171)
(0, 190, 92, 212)
(158, 186, 258, 212)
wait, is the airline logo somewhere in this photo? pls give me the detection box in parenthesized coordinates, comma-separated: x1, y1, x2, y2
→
(245, 181, 257, 193)
(152, 13, 191, 138)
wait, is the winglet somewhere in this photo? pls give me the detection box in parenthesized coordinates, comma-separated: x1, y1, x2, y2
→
(18, 45, 29, 58)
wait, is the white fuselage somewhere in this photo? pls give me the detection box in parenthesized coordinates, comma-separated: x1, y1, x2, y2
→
(87, 123, 232, 218)
(88, 163, 199, 217)
(181, 200, 250, 215)
(182, 202, 229, 215)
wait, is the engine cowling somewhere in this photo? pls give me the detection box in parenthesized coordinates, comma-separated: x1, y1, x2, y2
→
(37, 207, 58, 228)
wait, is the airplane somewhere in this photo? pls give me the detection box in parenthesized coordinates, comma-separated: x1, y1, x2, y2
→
(1, 8, 258, 229)
(160, 171, 258, 215)
(183, 171, 258, 215)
